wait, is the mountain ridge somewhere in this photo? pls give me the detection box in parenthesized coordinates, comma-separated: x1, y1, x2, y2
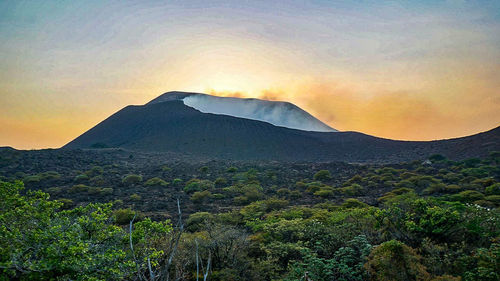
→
(63, 92, 500, 162)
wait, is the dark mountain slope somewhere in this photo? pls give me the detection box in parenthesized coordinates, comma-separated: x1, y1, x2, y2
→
(64, 99, 500, 162)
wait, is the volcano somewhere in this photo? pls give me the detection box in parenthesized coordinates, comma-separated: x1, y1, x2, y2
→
(63, 91, 500, 162)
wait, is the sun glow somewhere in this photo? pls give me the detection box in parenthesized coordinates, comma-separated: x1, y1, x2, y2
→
(1, 1, 499, 149)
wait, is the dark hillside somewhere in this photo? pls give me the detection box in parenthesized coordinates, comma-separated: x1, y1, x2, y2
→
(64, 99, 500, 162)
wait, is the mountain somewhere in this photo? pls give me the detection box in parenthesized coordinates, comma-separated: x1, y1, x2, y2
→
(63, 91, 500, 162)
(148, 91, 336, 132)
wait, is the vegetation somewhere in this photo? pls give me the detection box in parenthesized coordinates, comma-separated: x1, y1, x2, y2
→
(0, 150, 499, 280)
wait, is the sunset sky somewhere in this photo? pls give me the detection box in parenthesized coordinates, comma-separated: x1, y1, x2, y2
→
(1, 0, 499, 149)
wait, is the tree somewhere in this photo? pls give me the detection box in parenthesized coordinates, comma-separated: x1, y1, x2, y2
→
(285, 235, 372, 281)
(364, 240, 430, 281)
(0, 181, 133, 280)
(313, 170, 332, 182)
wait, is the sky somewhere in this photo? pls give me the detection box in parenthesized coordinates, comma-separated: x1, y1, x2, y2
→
(1, 0, 499, 149)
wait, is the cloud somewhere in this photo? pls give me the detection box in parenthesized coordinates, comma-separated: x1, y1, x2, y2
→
(208, 77, 500, 141)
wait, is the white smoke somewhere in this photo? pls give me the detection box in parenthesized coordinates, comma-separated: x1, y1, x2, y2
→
(182, 94, 336, 132)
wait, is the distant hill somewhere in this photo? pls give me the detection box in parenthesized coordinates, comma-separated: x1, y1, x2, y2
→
(63, 91, 500, 162)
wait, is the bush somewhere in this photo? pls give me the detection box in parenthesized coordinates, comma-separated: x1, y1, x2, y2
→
(277, 188, 291, 197)
(451, 190, 485, 203)
(122, 174, 143, 185)
(129, 194, 141, 201)
(113, 208, 140, 225)
(226, 166, 238, 173)
(342, 198, 368, 209)
(305, 182, 327, 193)
(341, 183, 364, 196)
(233, 196, 249, 205)
(186, 212, 214, 232)
(144, 177, 169, 187)
(444, 185, 462, 193)
(87, 186, 103, 195)
(290, 190, 302, 199)
(100, 187, 113, 195)
(87, 166, 103, 176)
(212, 193, 225, 199)
(215, 177, 228, 187)
(364, 240, 430, 281)
(184, 179, 214, 193)
(23, 175, 41, 184)
(473, 200, 496, 208)
(423, 183, 446, 195)
(313, 170, 332, 181)
(314, 188, 334, 198)
(57, 198, 74, 210)
(485, 183, 500, 195)
(47, 187, 62, 195)
(90, 175, 105, 186)
(484, 195, 500, 205)
(69, 184, 89, 193)
(74, 173, 89, 182)
(190, 190, 212, 203)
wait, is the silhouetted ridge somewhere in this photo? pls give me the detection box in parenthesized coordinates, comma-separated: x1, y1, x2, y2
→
(64, 92, 500, 162)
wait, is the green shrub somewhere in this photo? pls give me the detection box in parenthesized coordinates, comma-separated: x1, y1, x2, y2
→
(113, 208, 140, 225)
(144, 177, 169, 187)
(90, 175, 105, 186)
(473, 200, 496, 209)
(87, 186, 103, 195)
(38, 171, 61, 181)
(444, 184, 462, 193)
(215, 177, 228, 187)
(240, 198, 288, 219)
(58, 198, 75, 209)
(74, 173, 89, 182)
(129, 194, 141, 201)
(423, 183, 446, 194)
(23, 175, 41, 184)
(364, 240, 430, 281)
(183, 179, 214, 193)
(47, 187, 62, 195)
(233, 196, 249, 205)
(305, 181, 327, 193)
(226, 166, 238, 173)
(186, 212, 214, 232)
(484, 195, 500, 204)
(342, 198, 368, 209)
(290, 190, 302, 199)
(112, 199, 124, 208)
(190, 190, 212, 203)
(87, 166, 103, 176)
(69, 184, 89, 193)
(451, 190, 485, 203)
(314, 188, 334, 198)
(485, 183, 500, 195)
(277, 188, 290, 197)
(122, 174, 142, 185)
(100, 187, 113, 195)
(211, 193, 225, 199)
(313, 170, 332, 181)
(341, 183, 364, 196)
